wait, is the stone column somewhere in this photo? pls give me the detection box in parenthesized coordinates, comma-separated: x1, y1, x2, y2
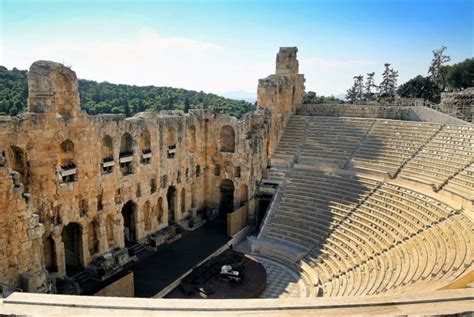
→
(135, 203, 145, 241)
(97, 215, 108, 254)
(52, 228, 65, 276)
(80, 224, 90, 266)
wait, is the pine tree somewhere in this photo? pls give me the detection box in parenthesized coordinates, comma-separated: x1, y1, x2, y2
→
(428, 46, 451, 90)
(363, 72, 377, 101)
(378, 63, 398, 101)
(347, 75, 364, 103)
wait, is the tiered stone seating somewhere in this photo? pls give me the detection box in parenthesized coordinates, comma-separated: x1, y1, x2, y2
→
(298, 117, 374, 168)
(258, 169, 474, 298)
(272, 115, 308, 163)
(443, 162, 474, 198)
(399, 125, 474, 190)
(351, 120, 441, 175)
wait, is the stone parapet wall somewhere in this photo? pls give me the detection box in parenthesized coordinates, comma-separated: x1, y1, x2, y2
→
(298, 104, 412, 119)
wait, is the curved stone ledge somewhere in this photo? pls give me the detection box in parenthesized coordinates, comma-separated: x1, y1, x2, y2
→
(1, 289, 473, 316)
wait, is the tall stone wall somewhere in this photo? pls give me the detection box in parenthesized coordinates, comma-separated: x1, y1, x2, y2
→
(257, 47, 305, 159)
(0, 47, 302, 292)
(0, 142, 46, 292)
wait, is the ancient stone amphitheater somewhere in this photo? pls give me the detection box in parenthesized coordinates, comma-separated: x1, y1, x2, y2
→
(0, 48, 473, 316)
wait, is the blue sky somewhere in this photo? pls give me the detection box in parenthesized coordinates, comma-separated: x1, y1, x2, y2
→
(1, 0, 472, 97)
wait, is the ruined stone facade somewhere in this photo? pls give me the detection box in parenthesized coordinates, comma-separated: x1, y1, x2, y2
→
(0, 48, 304, 292)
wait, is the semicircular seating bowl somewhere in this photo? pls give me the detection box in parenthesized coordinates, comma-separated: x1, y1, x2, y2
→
(259, 115, 474, 298)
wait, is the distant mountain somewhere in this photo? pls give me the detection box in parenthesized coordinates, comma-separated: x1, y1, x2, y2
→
(335, 93, 346, 101)
(219, 90, 257, 104)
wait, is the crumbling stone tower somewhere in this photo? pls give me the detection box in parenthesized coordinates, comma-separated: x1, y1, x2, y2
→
(257, 47, 305, 159)
(28, 61, 81, 118)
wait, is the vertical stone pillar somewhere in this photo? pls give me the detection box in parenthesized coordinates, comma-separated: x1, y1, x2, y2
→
(115, 215, 125, 248)
(52, 231, 65, 276)
(80, 225, 90, 266)
(135, 204, 145, 241)
(97, 219, 108, 254)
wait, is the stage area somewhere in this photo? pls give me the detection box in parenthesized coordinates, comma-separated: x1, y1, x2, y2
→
(80, 221, 229, 298)
(166, 250, 267, 299)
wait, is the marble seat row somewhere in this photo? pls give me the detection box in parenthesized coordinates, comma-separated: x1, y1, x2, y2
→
(443, 162, 474, 197)
(298, 117, 374, 168)
(272, 115, 309, 159)
(399, 125, 474, 189)
(259, 169, 473, 298)
(351, 120, 441, 175)
(272, 115, 473, 192)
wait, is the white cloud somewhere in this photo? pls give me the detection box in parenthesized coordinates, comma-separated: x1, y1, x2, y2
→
(2, 29, 270, 95)
(2, 31, 384, 97)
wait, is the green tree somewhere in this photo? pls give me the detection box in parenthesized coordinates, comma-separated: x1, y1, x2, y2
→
(428, 46, 451, 90)
(378, 63, 398, 101)
(363, 72, 377, 101)
(347, 75, 364, 103)
(397, 75, 441, 102)
(445, 58, 474, 90)
(0, 66, 255, 118)
(303, 91, 317, 104)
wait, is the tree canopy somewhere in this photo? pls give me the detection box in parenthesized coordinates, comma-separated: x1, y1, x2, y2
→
(346, 46, 472, 104)
(303, 91, 345, 104)
(397, 75, 441, 102)
(0, 67, 255, 118)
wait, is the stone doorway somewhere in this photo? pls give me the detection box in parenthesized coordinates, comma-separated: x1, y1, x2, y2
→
(219, 179, 235, 220)
(167, 186, 177, 224)
(62, 222, 83, 275)
(121, 201, 137, 245)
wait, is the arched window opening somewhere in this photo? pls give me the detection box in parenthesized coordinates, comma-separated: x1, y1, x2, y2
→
(119, 133, 134, 175)
(167, 127, 177, 159)
(140, 129, 152, 164)
(101, 135, 114, 174)
(58, 140, 76, 183)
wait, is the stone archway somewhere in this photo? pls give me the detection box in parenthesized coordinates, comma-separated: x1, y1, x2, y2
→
(62, 222, 83, 275)
(43, 235, 57, 273)
(121, 201, 137, 245)
(219, 179, 235, 217)
(167, 186, 177, 224)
